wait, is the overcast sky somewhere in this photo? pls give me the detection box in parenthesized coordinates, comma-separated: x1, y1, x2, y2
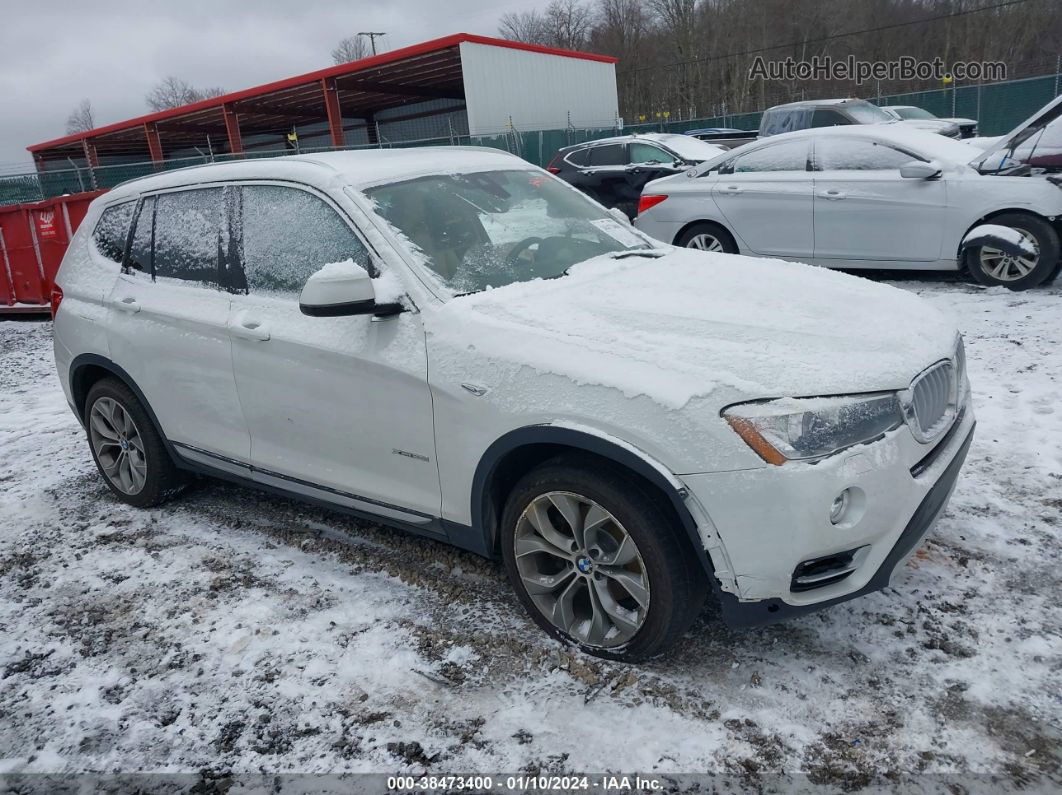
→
(0, 0, 532, 169)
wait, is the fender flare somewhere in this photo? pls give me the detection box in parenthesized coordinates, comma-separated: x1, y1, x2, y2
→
(470, 424, 715, 577)
(69, 353, 181, 464)
(957, 208, 1060, 255)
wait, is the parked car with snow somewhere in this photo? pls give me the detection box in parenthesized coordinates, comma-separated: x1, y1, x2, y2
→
(881, 105, 978, 138)
(683, 127, 757, 148)
(635, 125, 1062, 289)
(760, 98, 961, 138)
(53, 149, 974, 661)
(546, 133, 727, 218)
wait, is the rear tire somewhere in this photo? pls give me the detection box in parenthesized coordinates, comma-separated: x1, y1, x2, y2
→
(676, 221, 738, 254)
(84, 378, 187, 508)
(963, 212, 1059, 290)
(500, 455, 707, 662)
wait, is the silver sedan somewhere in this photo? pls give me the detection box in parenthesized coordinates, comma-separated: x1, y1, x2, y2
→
(634, 126, 1062, 290)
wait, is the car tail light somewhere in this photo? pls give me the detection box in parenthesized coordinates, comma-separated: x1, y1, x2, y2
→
(546, 166, 561, 174)
(50, 284, 63, 319)
(637, 194, 668, 215)
(546, 155, 562, 175)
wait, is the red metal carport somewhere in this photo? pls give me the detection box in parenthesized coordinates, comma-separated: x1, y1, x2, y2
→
(28, 33, 614, 171)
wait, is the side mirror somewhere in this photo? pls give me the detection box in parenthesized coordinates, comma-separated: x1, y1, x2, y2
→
(608, 207, 633, 226)
(899, 160, 942, 179)
(299, 261, 402, 317)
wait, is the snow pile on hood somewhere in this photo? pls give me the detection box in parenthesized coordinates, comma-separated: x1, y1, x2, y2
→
(430, 250, 957, 409)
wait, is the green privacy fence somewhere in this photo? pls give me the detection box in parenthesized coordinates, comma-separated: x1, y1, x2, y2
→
(4, 71, 1060, 206)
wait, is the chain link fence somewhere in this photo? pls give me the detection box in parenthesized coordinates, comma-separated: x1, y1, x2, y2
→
(3, 70, 1060, 207)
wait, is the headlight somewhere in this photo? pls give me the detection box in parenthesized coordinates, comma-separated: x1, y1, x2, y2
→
(724, 393, 903, 465)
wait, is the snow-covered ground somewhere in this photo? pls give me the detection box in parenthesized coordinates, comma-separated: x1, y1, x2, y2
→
(1, 276, 1059, 790)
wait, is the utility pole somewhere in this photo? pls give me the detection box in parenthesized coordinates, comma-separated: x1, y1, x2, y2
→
(357, 32, 386, 55)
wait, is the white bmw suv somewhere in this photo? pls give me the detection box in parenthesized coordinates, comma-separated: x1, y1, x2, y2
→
(52, 148, 975, 661)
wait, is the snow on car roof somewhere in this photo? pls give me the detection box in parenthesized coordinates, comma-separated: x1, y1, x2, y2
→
(105, 147, 532, 198)
(771, 125, 985, 165)
(768, 98, 859, 109)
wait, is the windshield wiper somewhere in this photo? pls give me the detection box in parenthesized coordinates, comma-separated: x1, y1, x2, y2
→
(608, 248, 665, 259)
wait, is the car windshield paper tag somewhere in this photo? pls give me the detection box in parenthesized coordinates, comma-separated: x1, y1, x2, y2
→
(590, 218, 645, 248)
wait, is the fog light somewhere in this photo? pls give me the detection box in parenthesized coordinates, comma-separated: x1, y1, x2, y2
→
(830, 489, 851, 525)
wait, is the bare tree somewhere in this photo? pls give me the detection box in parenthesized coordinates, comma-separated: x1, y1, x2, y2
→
(65, 99, 95, 134)
(145, 76, 225, 112)
(543, 0, 595, 50)
(499, 9, 550, 44)
(331, 35, 371, 65)
(502, 0, 594, 50)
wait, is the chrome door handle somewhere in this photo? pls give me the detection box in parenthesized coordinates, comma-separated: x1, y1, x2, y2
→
(721, 185, 742, 194)
(229, 318, 270, 341)
(113, 296, 140, 313)
(818, 189, 846, 200)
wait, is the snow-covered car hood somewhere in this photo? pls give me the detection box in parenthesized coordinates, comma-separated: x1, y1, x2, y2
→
(428, 250, 957, 410)
(893, 119, 958, 136)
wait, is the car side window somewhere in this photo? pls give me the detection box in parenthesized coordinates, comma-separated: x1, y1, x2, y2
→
(92, 202, 135, 263)
(629, 142, 671, 164)
(127, 196, 154, 273)
(815, 139, 920, 171)
(239, 185, 369, 296)
(730, 140, 809, 173)
(153, 188, 224, 286)
(811, 110, 852, 128)
(566, 148, 589, 167)
(588, 144, 625, 166)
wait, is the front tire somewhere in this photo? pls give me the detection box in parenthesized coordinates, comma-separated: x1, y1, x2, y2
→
(500, 456, 707, 662)
(963, 213, 1059, 290)
(85, 378, 187, 507)
(676, 221, 738, 254)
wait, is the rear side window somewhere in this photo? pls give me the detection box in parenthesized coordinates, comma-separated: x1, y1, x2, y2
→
(731, 140, 809, 173)
(239, 185, 368, 296)
(153, 188, 224, 285)
(588, 144, 625, 166)
(759, 108, 812, 136)
(565, 148, 589, 167)
(92, 202, 135, 263)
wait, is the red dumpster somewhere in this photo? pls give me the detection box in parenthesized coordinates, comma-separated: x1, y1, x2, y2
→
(1, 190, 106, 314)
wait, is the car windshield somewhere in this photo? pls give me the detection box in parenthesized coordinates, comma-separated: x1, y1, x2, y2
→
(845, 102, 894, 123)
(364, 169, 653, 295)
(893, 106, 936, 120)
(653, 135, 725, 161)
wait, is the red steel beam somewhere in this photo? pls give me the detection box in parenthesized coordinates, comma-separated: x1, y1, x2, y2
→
(222, 104, 243, 155)
(144, 123, 164, 162)
(321, 77, 345, 148)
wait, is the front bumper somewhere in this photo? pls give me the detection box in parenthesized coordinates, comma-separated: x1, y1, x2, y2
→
(681, 402, 975, 627)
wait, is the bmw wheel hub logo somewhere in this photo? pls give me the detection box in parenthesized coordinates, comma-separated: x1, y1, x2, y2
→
(576, 556, 593, 574)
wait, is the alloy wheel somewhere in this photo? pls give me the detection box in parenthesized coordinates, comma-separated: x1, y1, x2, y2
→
(979, 229, 1040, 282)
(513, 491, 649, 648)
(88, 397, 148, 495)
(686, 233, 724, 252)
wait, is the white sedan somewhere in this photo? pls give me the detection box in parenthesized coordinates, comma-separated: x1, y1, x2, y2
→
(634, 126, 1062, 289)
